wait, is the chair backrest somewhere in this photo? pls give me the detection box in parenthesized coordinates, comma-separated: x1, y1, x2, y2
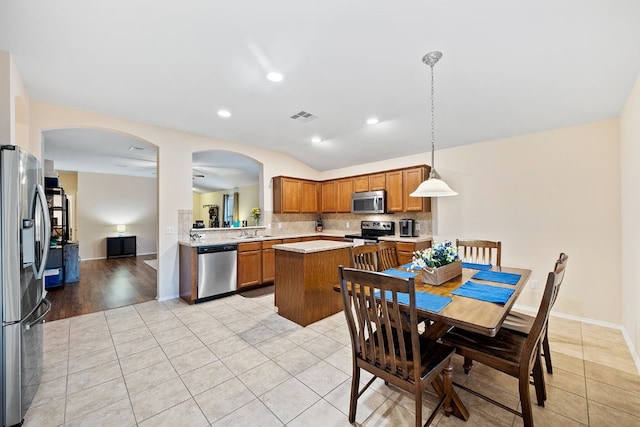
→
(351, 245, 378, 271)
(456, 239, 502, 266)
(521, 253, 569, 373)
(377, 241, 399, 271)
(339, 266, 421, 383)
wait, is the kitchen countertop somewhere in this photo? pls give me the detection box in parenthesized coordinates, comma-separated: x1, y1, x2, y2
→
(273, 240, 353, 254)
(179, 231, 432, 247)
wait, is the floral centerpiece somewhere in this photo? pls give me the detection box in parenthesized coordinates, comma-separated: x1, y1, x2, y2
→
(412, 240, 462, 286)
(250, 207, 261, 225)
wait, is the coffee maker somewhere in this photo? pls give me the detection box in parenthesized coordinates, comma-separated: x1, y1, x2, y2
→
(399, 219, 416, 237)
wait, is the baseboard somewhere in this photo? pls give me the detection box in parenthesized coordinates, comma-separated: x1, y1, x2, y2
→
(512, 303, 640, 374)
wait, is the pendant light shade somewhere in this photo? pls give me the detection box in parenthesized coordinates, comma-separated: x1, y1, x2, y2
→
(411, 51, 457, 198)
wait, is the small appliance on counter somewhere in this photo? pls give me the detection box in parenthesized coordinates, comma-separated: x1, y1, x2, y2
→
(316, 217, 323, 232)
(399, 219, 417, 237)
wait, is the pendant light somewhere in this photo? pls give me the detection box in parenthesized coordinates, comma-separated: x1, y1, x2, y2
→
(410, 51, 457, 197)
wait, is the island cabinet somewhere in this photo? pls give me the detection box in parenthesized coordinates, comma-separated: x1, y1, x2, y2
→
(274, 241, 352, 326)
(395, 240, 433, 265)
(273, 177, 319, 214)
(261, 239, 282, 283)
(237, 242, 262, 289)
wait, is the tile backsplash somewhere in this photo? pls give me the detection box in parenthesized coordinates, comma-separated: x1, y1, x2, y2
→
(180, 209, 432, 242)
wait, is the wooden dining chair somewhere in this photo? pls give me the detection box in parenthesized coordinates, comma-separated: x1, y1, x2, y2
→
(339, 266, 456, 427)
(456, 239, 502, 266)
(502, 253, 568, 374)
(440, 255, 568, 427)
(351, 245, 378, 271)
(377, 241, 400, 271)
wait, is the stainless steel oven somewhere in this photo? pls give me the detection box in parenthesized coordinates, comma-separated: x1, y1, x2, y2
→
(344, 220, 395, 245)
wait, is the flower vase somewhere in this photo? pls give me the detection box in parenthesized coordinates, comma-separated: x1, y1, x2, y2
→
(421, 260, 462, 286)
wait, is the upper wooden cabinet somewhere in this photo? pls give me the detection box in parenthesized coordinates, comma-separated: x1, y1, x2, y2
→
(385, 170, 404, 212)
(385, 166, 431, 213)
(336, 178, 353, 213)
(369, 173, 386, 191)
(273, 165, 431, 215)
(300, 180, 319, 213)
(321, 181, 336, 213)
(353, 176, 369, 193)
(273, 177, 318, 214)
(403, 167, 431, 212)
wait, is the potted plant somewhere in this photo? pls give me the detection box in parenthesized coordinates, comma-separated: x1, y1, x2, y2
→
(411, 241, 462, 286)
(250, 207, 261, 226)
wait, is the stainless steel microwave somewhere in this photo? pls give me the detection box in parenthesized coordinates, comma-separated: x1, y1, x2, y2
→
(351, 191, 386, 214)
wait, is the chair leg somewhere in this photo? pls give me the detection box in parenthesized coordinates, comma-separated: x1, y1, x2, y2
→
(532, 352, 546, 405)
(542, 329, 553, 374)
(348, 366, 360, 423)
(463, 357, 473, 374)
(415, 389, 423, 427)
(519, 371, 534, 427)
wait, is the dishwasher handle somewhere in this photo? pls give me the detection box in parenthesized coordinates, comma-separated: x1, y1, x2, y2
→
(197, 244, 238, 254)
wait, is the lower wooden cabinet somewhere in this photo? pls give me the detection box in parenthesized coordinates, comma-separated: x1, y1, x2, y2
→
(261, 239, 282, 283)
(237, 242, 262, 289)
(395, 240, 432, 265)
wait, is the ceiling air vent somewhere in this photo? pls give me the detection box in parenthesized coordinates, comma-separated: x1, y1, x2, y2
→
(290, 110, 317, 123)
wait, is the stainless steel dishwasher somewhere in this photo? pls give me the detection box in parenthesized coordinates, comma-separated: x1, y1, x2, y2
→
(196, 244, 238, 301)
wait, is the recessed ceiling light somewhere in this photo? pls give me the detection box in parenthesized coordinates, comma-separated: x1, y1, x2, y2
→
(267, 72, 284, 82)
(366, 117, 379, 125)
(217, 110, 231, 118)
(128, 145, 145, 151)
(311, 136, 322, 143)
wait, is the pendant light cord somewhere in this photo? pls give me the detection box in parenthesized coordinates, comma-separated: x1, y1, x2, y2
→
(429, 62, 436, 179)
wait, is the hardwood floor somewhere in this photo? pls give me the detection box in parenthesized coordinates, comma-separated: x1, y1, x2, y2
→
(44, 254, 158, 321)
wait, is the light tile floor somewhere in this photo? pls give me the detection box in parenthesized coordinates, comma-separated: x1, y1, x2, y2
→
(25, 292, 640, 426)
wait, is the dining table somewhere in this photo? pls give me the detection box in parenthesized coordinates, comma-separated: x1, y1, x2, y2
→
(339, 262, 532, 421)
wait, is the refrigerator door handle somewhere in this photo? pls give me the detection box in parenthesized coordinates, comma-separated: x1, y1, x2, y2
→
(25, 298, 52, 330)
(33, 183, 51, 279)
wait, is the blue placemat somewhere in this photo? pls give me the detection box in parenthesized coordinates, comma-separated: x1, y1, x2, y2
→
(399, 262, 422, 271)
(471, 270, 521, 285)
(451, 281, 515, 304)
(462, 262, 493, 271)
(381, 268, 419, 279)
(377, 290, 452, 313)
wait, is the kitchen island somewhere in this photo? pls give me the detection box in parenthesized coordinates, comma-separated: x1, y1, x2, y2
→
(273, 240, 352, 326)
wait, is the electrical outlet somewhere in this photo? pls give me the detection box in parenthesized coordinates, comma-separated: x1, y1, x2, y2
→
(530, 279, 539, 290)
(165, 225, 175, 234)
(278, 223, 282, 229)
(416, 223, 421, 231)
(267, 223, 272, 229)
(346, 222, 350, 228)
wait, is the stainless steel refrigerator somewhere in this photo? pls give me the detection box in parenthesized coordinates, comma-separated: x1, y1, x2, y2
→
(1, 145, 51, 427)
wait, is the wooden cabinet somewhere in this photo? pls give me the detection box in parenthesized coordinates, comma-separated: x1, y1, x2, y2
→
(385, 167, 432, 213)
(385, 170, 404, 212)
(273, 176, 319, 214)
(321, 181, 336, 213)
(237, 242, 262, 289)
(300, 181, 319, 213)
(395, 240, 432, 265)
(369, 173, 386, 191)
(403, 167, 431, 212)
(322, 236, 346, 242)
(273, 177, 301, 213)
(261, 239, 282, 283)
(353, 175, 369, 193)
(106, 236, 137, 259)
(336, 178, 353, 213)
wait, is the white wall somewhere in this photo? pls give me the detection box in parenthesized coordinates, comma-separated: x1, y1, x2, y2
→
(77, 172, 157, 260)
(326, 120, 622, 325)
(29, 101, 319, 300)
(620, 75, 640, 358)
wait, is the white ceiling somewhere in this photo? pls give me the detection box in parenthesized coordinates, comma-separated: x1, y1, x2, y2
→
(2, 1, 640, 184)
